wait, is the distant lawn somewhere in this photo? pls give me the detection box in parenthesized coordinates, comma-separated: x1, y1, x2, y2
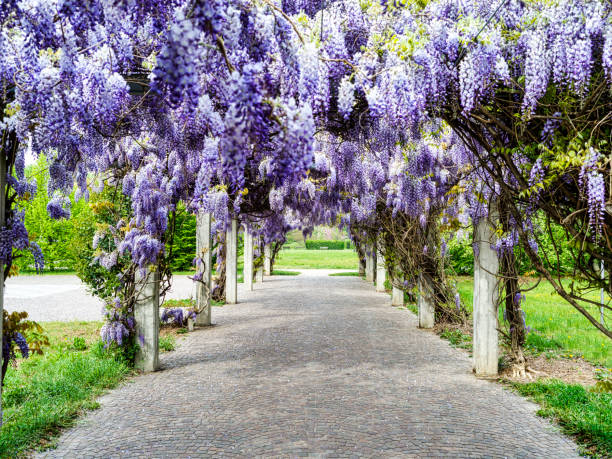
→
(275, 249, 359, 270)
(329, 271, 360, 277)
(272, 270, 300, 276)
(16, 270, 78, 276)
(455, 277, 612, 367)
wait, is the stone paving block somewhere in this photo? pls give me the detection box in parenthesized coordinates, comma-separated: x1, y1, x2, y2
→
(39, 271, 579, 458)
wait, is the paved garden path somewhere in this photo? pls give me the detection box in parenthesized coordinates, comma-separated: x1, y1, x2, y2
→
(41, 271, 579, 458)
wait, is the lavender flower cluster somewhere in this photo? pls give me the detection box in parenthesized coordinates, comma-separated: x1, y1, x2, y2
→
(161, 308, 196, 327)
(2, 331, 29, 364)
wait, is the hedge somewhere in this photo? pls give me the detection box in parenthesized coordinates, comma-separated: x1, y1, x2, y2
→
(305, 240, 346, 250)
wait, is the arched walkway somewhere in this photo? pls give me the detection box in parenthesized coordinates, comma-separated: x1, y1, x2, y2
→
(41, 271, 578, 458)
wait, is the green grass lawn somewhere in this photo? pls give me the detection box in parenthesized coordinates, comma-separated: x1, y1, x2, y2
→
(513, 380, 612, 457)
(329, 271, 361, 277)
(454, 277, 612, 367)
(16, 270, 79, 276)
(1, 322, 130, 457)
(275, 249, 359, 270)
(272, 270, 301, 276)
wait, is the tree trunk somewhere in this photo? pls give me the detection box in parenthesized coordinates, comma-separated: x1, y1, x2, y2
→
(499, 199, 528, 376)
(350, 229, 367, 276)
(211, 231, 226, 302)
(269, 240, 283, 274)
(421, 220, 466, 324)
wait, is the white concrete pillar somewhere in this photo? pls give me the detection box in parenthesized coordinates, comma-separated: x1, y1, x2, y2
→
(256, 238, 264, 283)
(0, 151, 6, 424)
(376, 244, 386, 292)
(473, 216, 500, 376)
(135, 269, 160, 372)
(365, 245, 375, 283)
(243, 227, 254, 291)
(226, 218, 238, 304)
(264, 244, 271, 275)
(195, 211, 212, 326)
(418, 275, 435, 329)
(392, 286, 404, 306)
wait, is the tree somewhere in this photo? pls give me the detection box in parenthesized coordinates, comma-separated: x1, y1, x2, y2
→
(167, 207, 196, 272)
(15, 156, 93, 272)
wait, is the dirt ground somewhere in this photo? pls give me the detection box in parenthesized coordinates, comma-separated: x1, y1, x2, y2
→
(501, 354, 600, 386)
(433, 323, 603, 386)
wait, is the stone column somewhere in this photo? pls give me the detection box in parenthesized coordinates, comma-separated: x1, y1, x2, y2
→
(0, 151, 5, 424)
(392, 286, 404, 306)
(418, 274, 435, 329)
(195, 211, 212, 326)
(256, 237, 264, 283)
(365, 245, 375, 283)
(135, 269, 160, 372)
(376, 243, 386, 292)
(264, 244, 271, 275)
(243, 227, 254, 291)
(226, 218, 238, 304)
(473, 215, 500, 376)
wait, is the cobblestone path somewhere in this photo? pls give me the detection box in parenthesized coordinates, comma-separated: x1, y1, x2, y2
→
(42, 271, 579, 458)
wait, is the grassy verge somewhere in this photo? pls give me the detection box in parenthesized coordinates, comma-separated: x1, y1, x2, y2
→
(159, 335, 176, 352)
(512, 380, 612, 457)
(404, 302, 418, 315)
(40, 321, 105, 350)
(271, 270, 300, 276)
(1, 322, 130, 457)
(438, 328, 473, 352)
(162, 298, 226, 309)
(329, 271, 360, 277)
(455, 277, 612, 367)
(275, 249, 359, 270)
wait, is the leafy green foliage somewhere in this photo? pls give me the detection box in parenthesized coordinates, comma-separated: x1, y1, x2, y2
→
(512, 380, 612, 457)
(16, 158, 200, 276)
(439, 328, 472, 351)
(166, 207, 196, 272)
(2, 311, 49, 385)
(71, 337, 87, 351)
(305, 240, 347, 250)
(446, 237, 474, 275)
(71, 188, 130, 302)
(15, 156, 94, 273)
(593, 381, 612, 394)
(594, 368, 612, 383)
(446, 215, 577, 277)
(158, 336, 176, 353)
